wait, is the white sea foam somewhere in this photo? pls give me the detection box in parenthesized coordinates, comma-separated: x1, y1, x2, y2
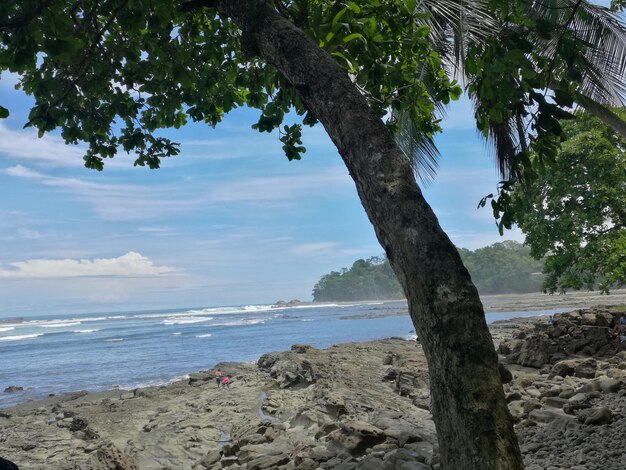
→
(123, 373, 191, 390)
(212, 318, 266, 327)
(73, 329, 99, 334)
(195, 333, 212, 338)
(0, 327, 15, 332)
(161, 316, 213, 325)
(184, 304, 274, 316)
(40, 322, 82, 328)
(105, 338, 124, 342)
(0, 333, 43, 342)
(172, 332, 182, 336)
(7, 304, 279, 331)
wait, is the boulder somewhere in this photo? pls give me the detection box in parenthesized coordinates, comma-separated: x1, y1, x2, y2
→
(291, 344, 314, 354)
(582, 407, 613, 425)
(355, 456, 384, 470)
(528, 409, 576, 424)
(596, 377, 622, 394)
(501, 308, 622, 368)
(372, 417, 426, 446)
(574, 359, 597, 379)
(198, 449, 222, 468)
(543, 397, 568, 409)
(3, 386, 23, 393)
(188, 371, 213, 385)
(382, 448, 432, 469)
(568, 393, 590, 404)
(264, 355, 317, 388)
(328, 421, 386, 456)
(507, 400, 526, 421)
(87, 444, 139, 470)
(257, 352, 281, 370)
(550, 360, 577, 378)
(508, 335, 554, 368)
(498, 363, 513, 384)
(246, 454, 290, 470)
(523, 398, 542, 415)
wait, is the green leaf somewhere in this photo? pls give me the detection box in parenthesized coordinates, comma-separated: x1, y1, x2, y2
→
(342, 33, 365, 44)
(0, 106, 9, 119)
(331, 8, 348, 29)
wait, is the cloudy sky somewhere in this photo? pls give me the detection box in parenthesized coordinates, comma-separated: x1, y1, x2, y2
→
(0, 62, 525, 315)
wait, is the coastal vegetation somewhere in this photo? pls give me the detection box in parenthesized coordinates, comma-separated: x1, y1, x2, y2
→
(2, 0, 626, 467)
(313, 241, 543, 301)
(504, 112, 626, 294)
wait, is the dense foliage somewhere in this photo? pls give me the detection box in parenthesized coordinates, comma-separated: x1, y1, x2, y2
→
(1, 1, 624, 179)
(312, 256, 404, 302)
(458, 241, 544, 294)
(507, 112, 626, 293)
(312, 241, 543, 301)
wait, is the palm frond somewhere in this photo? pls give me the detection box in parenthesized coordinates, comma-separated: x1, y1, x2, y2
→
(418, 0, 498, 79)
(401, 0, 626, 179)
(393, 109, 440, 185)
(523, 0, 626, 105)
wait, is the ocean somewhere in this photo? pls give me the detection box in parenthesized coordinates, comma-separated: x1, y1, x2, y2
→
(0, 301, 567, 408)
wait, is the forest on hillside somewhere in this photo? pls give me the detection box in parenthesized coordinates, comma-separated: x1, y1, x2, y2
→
(312, 241, 544, 301)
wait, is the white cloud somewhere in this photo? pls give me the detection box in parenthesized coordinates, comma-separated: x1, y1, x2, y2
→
(0, 227, 45, 241)
(5, 164, 192, 221)
(17, 228, 44, 240)
(0, 251, 180, 279)
(0, 123, 86, 167)
(0, 123, 137, 169)
(291, 242, 340, 255)
(290, 242, 365, 257)
(207, 168, 351, 203)
(5, 164, 353, 220)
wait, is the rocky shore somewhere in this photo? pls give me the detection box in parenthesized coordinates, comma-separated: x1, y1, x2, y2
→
(1, 306, 625, 469)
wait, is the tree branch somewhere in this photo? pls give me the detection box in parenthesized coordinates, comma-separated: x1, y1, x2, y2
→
(575, 92, 626, 139)
(0, 0, 56, 31)
(179, 0, 218, 12)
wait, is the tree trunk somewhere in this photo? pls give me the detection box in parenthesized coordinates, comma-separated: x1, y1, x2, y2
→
(208, 1, 524, 468)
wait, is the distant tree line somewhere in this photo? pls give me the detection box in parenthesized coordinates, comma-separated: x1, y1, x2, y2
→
(312, 241, 543, 301)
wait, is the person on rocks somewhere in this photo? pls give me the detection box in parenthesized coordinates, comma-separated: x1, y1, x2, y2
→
(215, 368, 222, 387)
(220, 376, 232, 388)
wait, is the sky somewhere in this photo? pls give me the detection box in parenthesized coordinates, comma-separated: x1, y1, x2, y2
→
(0, 68, 527, 316)
(21, 0, 626, 317)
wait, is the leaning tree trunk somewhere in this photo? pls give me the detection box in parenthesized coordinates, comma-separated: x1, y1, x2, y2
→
(204, 1, 524, 468)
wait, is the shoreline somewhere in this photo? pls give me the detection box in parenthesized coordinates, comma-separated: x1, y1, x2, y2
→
(314, 288, 626, 313)
(1, 305, 625, 469)
(4, 291, 624, 410)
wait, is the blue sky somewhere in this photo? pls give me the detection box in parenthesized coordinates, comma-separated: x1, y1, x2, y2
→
(5, 0, 615, 316)
(1, 68, 527, 316)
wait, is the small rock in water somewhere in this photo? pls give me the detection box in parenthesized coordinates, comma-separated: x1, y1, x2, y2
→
(3, 386, 23, 393)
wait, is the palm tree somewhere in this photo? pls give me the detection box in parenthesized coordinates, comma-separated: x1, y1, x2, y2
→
(401, 0, 626, 179)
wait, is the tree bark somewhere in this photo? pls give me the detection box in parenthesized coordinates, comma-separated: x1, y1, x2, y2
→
(207, 1, 524, 468)
(574, 92, 626, 139)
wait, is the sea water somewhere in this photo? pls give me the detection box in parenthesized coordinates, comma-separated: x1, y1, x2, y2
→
(0, 302, 567, 408)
